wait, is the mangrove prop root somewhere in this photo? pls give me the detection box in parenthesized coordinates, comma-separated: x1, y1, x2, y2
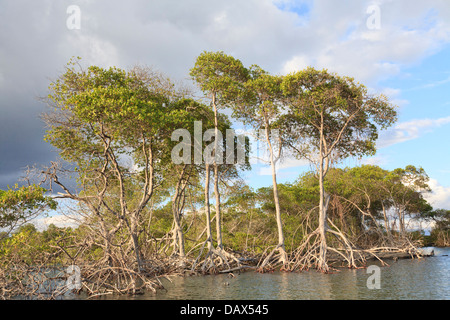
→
(257, 245, 289, 272)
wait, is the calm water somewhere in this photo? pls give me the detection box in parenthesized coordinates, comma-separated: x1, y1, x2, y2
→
(129, 247, 449, 300)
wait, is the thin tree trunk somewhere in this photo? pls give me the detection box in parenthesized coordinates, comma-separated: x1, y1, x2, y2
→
(265, 124, 285, 250)
(204, 163, 213, 251)
(173, 165, 190, 257)
(214, 164, 223, 249)
(212, 93, 223, 250)
(399, 208, 405, 235)
(257, 117, 288, 271)
(172, 180, 186, 258)
(318, 158, 329, 272)
(381, 201, 392, 241)
(129, 216, 143, 273)
(100, 220, 113, 266)
(317, 113, 329, 272)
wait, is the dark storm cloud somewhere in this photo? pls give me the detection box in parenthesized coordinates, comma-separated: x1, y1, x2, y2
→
(0, 1, 71, 189)
(0, 98, 54, 187)
(0, 0, 306, 189)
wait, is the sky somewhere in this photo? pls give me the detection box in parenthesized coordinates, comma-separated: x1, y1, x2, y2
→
(1, 0, 450, 228)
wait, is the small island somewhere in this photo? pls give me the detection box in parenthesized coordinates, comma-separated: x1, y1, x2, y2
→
(1, 52, 448, 300)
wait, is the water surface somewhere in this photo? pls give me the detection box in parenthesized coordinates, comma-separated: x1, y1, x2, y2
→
(133, 247, 450, 300)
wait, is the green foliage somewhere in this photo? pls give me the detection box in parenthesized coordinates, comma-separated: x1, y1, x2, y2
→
(236, 66, 284, 129)
(0, 184, 57, 228)
(147, 203, 173, 238)
(280, 67, 398, 161)
(253, 165, 434, 245)
(45, 60, 176, 170)
(0, 223, 73, 265)
(422, 209, 450, 246)
(190, 51, 248, 103)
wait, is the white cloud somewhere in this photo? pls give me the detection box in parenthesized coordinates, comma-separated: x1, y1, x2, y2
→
(3, 0, 450, 90)
(424, 178, 450, 210)
(380, 87, 401, 97)
(278, 0, 450, 86)
(378, 87, 410, 109)
(33, 214, 81, 231)
(282, 55, 312, 74)
(377, 116, 450, 148)
(59, 33, 120, 68)
(258, 157, 309, 176)
(43, 0, 450, 86)
(361, 155, 389, 166)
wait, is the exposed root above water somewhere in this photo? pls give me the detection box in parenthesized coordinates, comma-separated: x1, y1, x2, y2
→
(257, 245, 288, 272)
(284, 217, 426, 273)
(189, 238, 242, 274)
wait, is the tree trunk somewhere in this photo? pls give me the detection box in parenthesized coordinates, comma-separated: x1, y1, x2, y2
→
(256, 118, 288, 271)
(204, 163, 213, 251)
(172, 166, 187, 258)
(318, 158, 329, 272)
(382, 202, 389, 233)
(130, 216, 143, 272)
(172, 197, 186, 258)
(317, 116, 329, 272)
(214, 164, 223, 249)
(131, 233, 142, 272)
(399, 208, 406, 235)
(211, 94, 223, 250)
(380, 201, 393, 244)
(264, 125, 285, 251)
(100, 221, 114, 266)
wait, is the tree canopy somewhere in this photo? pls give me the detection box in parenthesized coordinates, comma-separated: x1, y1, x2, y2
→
(2, 54, 446, 299)
(0, 184, 56, 234)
